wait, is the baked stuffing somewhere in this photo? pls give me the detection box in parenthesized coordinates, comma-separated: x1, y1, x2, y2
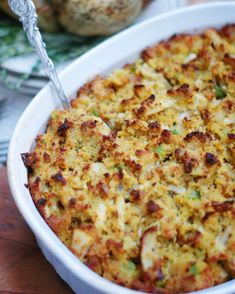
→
(23, 25, 235, 293)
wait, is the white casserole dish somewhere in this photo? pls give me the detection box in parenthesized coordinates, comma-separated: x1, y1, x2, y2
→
(7, 2, 235, 294)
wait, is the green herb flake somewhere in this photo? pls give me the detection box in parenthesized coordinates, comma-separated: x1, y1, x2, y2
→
(75, 146, 82, 152)
(91, 109, 100, 117)
(130, 64, 136, 73)
(113, 164, 124, 171)
(154, 145, 164, 158)
(188, 190, 201, 200)
(75, 139, 83, 151)
(222, 130, 228, 139)
(107, 123, 115, 130)
(125, 261, 136, 271)
(156, 280, 166, 288)
(172, 128, 180, 135)
(215, 85, 226, 99)
(189, 264, 198, 275)
(51, 112, 59, 120)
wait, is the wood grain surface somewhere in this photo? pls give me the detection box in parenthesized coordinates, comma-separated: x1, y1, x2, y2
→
(0, 167, 73, 294)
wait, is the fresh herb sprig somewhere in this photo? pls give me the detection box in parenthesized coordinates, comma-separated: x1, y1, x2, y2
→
(0, 13, 106, 90)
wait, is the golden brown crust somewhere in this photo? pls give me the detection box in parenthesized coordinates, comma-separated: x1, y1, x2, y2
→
(25, 24, 235, 294)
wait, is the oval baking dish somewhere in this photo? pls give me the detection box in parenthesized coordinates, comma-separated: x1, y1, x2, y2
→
(8, 2, 235, 294)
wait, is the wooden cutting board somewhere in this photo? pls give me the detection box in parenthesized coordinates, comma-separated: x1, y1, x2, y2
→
(0, 167, 73, 294)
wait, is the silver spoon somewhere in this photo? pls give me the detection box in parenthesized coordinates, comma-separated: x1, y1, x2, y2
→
(8, 0, 70, 109)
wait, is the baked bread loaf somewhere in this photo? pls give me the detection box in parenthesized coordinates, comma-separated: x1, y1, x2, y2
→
(0, 0, 148, 35)
(0, 0, 60, 33)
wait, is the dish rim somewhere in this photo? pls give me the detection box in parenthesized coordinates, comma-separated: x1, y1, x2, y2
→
(7, 2, 235, 294)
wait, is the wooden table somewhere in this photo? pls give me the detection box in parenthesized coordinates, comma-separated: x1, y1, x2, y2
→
(0, 167, 73, 294)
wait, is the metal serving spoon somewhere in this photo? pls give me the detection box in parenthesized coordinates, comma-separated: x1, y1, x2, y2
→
(8, 0, 70, 109)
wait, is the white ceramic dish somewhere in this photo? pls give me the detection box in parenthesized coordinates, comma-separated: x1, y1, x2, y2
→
(8, 2, 235, 294)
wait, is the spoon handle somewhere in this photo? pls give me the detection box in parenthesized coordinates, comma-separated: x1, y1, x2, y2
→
(8, 0, 70, 109)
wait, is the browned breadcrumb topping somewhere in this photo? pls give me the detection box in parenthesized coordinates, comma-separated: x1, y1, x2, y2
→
(24, 25, 235, 294)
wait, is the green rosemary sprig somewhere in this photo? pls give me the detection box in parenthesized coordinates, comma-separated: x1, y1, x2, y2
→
(0, 13, 105, 90)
